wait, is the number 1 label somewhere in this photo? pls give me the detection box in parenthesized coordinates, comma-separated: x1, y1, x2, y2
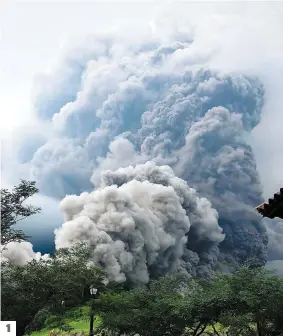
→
(0, 321, 16, 336)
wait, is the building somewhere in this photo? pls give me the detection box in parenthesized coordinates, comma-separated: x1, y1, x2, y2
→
(255, 188, 283, 219)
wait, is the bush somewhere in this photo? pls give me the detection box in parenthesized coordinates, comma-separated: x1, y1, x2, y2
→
(24, 308, 51, 334)
(60, 324, 74, 332)
(62, 306, 89, 320)
(45, 314, 64, 329)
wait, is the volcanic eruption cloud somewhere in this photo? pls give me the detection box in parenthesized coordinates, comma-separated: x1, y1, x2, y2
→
(11, 14, 275, 281)
(49, 34, 268, 283)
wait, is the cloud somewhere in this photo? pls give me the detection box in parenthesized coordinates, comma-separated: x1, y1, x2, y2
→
(33, 41, 103, 120)
(1, 241, 49, 265)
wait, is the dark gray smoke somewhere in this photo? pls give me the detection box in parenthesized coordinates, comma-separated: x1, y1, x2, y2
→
(173, 105, 268, 267)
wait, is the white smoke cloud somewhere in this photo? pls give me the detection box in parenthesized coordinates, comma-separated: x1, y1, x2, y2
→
(1, 241, 49, 265)
(55, 162, 224, 284)
(91, 138, 149, 188)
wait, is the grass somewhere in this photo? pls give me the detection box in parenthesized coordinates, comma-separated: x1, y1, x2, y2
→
(27, 320, 88, 336)
(27, 318, 101, 336)
(25, 305, 102, 336)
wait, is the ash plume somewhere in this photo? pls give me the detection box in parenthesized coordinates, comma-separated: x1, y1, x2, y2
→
(55, 162, 224, 284)
(6, 22, 272, 275)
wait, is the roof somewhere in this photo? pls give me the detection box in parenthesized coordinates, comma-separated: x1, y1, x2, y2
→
(255, 188, 283, 219)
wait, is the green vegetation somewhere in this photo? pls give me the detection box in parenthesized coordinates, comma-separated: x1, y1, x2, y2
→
(26, 310, 100, 336)
(1, 244, 105, 336)
(27, 320, 90, 336)
(27, 319, 89, 336)
(1, 180, 41, 245)
(22, 268, 283, 336)
(93, 267, 283, 336)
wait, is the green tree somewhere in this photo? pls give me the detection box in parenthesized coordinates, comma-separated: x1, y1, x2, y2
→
(223, 267, 283, 336)
(192, 267, 283, 336)
(1, 180, 41, 245)
(94, 275, 194, 336)
(93, 267, 283, 336)
(1, 243, 105, 336)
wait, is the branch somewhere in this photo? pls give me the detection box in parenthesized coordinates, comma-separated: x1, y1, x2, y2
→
(193, 322, 208, 336)
(191, 322, 202, 336)
(246, 325, 258, 336)
(235, 328, 243, 336)
(210, 323, 221, 336)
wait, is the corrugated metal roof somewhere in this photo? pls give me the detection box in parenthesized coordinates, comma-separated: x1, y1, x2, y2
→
(255, 188, 283, 219)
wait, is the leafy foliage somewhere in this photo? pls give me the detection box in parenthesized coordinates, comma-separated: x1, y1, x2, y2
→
(24, 308, 51, 334)
(6, 265, 283, 336)
(221, 267, 283, 335)
(60, 324, 74, 332)
(94, 275, 194, 336)
(92, 267, 283, 336)
(1, 243, 105, 336)
(1, 180, 41, 244)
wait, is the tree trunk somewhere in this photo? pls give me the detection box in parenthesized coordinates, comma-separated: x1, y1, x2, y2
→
(256, 321, 263, 336)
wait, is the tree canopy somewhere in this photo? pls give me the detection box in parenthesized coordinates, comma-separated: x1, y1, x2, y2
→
(1, 180, 41, 245)
(1, 243, 105, 336)
(93, 267, 283, 336)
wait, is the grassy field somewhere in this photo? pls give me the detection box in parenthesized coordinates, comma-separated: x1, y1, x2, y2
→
(28, 319, 89, 336)
(25, 305, 101, 336)
(25, 307, 227, 336)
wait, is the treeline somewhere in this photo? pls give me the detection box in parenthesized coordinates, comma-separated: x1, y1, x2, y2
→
(3, 258, 283, 336)
(94, 267, 283, 336)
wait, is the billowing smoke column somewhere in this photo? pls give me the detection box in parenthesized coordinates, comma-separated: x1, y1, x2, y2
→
(55, 162, 224, 284)
(173, 106, 268, 267)
(10, 32, 269, 279)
